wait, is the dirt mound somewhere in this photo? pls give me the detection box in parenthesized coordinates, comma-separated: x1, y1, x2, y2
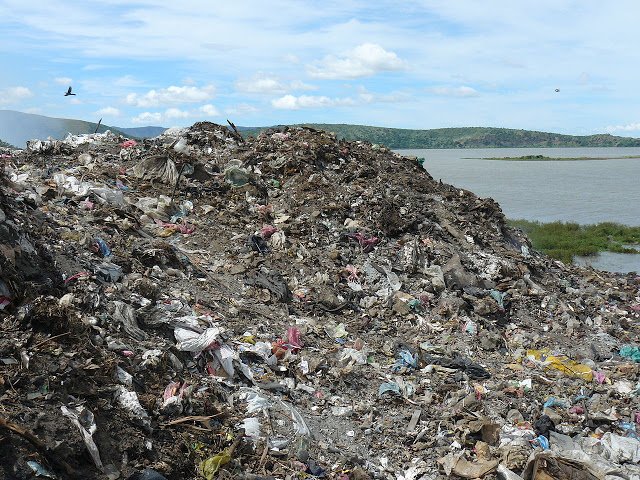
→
(0, 125, 638, 480)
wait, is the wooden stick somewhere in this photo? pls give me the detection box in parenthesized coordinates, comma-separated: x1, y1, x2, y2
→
(32, 332, 71, 350)
(0, 416, 77, 477)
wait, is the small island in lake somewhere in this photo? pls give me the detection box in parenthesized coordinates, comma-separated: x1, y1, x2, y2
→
(466, 154, 640, 161)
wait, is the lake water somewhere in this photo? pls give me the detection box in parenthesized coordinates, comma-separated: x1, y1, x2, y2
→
(396, 147, 640, 273)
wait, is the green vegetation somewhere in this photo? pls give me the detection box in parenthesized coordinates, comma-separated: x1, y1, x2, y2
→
(470, 154, 640, 161)
(240, 124, 640, 149)
(508, 220, 640, 263)
(0, 138, 13, 148)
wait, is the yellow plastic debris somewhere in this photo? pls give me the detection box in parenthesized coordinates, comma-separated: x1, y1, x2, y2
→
(199, 452, 231, 479)
(525, 349, 593, 381)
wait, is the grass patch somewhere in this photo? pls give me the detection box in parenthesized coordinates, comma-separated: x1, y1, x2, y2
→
(508, 220, 640, 263)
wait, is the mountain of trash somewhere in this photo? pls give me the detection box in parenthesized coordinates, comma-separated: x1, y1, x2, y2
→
(0, 123, 638, 480)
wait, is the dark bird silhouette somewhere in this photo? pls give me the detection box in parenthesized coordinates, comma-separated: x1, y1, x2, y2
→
(64, 86, 76, 96)
(555, 88, 560, 92)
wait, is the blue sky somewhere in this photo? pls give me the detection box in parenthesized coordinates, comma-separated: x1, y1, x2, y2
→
(1, 0, 640, 134)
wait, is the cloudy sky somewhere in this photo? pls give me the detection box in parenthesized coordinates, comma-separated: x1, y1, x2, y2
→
(1, 1, 639, 134)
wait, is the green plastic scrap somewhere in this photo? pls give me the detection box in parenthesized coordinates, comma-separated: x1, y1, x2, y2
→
(27, 461, 57, 479)
(378, 382, 401, 397)
(490, 290, 506, 309)
(224, 166, 250, 187)
(408, 299, 422, 311)
(619, 345, 640, 362)
(199, 452, 231, 479)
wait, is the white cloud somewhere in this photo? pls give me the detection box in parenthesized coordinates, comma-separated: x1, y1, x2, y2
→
(82, 64, 111, 71)
(164, 107, 190, 119)
(199, 104, 220, 116)
(605, 123, 640, 133)
(290, 80, 316, 91)
(236, 75, 315, 94)
(225, 103, 259, 116)
(271, 94, 354, 110)
(114, 75, 145, 87)
(307, 43, 405, 79)
(96, 106, 121, 116)
(125, 85, 215, 107)
(0, 86, 33, 105)
(132, 112, 162, 124)
(431, 86, 480, 98)
(54, 77, 72, 85)
(131, 105, 215, 124)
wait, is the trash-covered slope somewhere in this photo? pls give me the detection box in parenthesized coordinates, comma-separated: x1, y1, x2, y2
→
(0, 124, 638, 480)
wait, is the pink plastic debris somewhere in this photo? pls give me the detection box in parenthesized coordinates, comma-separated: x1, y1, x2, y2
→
(122, 350, 135, 357)
(260, 225, 277, 239)
(286, 326, 303, 352)
(0, 296, 11, 310)
(256, 204, 273, 216)
(80, 197, 95, 210)
(593, 371, 607, 384)
(635, 412, 640, 425)
(344, 264, 359, 282)
(120, 139, 137, 148)
(163, 381, 181, 400)
(348, 232, 380, 252)
(569, 405, 585, 415)
(176, 223, 195, 234)
(155, 220, 196, 234)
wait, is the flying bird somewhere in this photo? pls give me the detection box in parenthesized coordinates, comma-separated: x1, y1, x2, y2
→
(555, 88, 560, 92)
(64, 86, 76, 96)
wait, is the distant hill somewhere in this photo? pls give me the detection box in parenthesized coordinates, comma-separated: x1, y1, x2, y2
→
(117, 126, 167, 138)
(0, 110, 135, 148)
(0, 110, 165, 148)
(0, 138, 13, 148)
(241, 124, 640, 149)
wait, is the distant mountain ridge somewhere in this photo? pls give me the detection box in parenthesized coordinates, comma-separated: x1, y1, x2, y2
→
(241, 124, 640, 148)
(0, 110, 166, 148)
(3, 110, 640, 149)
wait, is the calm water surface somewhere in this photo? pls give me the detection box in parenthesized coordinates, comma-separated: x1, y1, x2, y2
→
(396, 147, 640, 272)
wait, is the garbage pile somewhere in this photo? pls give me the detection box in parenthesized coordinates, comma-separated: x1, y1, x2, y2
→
(0, 124, 638, 480)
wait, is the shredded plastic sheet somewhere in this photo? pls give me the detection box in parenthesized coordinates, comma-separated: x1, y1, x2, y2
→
(174, 326, 222, 352)
(132, 155, 179, 184)
(242, 389, 271, 414)
(113, 301, 148, 341)
(276, 399, 311, 436)
(240, 417, 261, 439)
(115, 386, 151, 430)
(61, 405, 104, 471)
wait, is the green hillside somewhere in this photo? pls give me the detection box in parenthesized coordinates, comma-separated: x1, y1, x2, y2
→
(0, 138, 13, 148)
(241, 124, 640, 149)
